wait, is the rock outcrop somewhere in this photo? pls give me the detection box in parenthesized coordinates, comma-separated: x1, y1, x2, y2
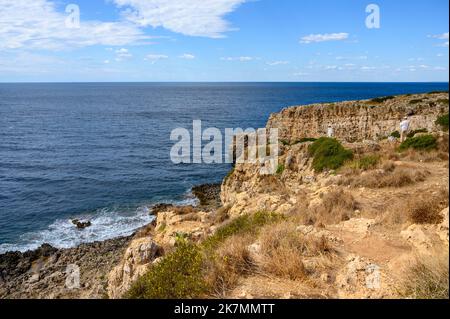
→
(0, 237, 132, 299)
(107, 237, 163, 299)
(267, 93, 448, 143)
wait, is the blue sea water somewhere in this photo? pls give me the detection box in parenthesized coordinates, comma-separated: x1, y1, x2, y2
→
(0, 82, 448, 252)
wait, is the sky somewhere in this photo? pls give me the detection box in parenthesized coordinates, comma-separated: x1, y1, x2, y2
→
(0, 0, 448, 82)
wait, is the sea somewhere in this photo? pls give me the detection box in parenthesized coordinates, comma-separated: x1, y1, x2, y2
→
(0, 82, 448, 253)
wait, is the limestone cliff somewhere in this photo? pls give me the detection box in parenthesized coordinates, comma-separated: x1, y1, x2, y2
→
(267, 93, 448, 143)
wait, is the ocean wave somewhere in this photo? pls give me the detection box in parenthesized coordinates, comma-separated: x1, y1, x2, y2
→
(0, 191, 199, 254)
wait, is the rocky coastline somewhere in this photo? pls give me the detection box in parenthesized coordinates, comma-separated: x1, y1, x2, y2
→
(0, 183, 221, 299)
(1, 92, 449, 299)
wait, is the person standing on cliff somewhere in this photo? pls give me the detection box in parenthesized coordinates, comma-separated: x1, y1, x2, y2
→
(400, 116, 411, 142)
(327, 124, 334, 138)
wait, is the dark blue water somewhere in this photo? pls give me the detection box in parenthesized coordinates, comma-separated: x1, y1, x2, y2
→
(0, 82, 448, 252)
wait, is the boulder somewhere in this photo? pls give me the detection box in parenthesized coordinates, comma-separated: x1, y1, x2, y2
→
(107, 238, 162, 299)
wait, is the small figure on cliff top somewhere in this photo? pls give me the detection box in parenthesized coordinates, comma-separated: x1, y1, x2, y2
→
(327, 124, 334, 138)
(400, 116, 411, 142)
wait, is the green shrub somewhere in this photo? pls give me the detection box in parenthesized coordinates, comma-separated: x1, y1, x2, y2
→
(370, 96, 395, 103)
(435, 113, 449, 131)
(223, 167, 235, 183)
(293, 137, 318, 144)
(280, 139, 290, 146)
(407, 128, 428, 138)
(409, 99, 423, 104)
(399, 135, 438, 152)
(437, 99, 449, 105)
(427, 90, 449, 94)
(347, 155, 380, 170)
(308, 137, 353, 172)
(125, 241, 207, 299)
(276, 164, 285, 175)
(202, 211, 283, 250)
(390, 131, 401, 138)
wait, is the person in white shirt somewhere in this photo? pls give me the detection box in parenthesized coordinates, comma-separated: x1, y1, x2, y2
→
(327, 125, 334, 138)
(400, 116, 411, 142)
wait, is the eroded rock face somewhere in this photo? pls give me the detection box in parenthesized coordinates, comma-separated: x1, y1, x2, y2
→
(0, 237, 132, 299)
(400, 207, 449, 255)
(335, 254, 393, 299)
(267, 93, 448, 143)
(107, 237, 162, 299)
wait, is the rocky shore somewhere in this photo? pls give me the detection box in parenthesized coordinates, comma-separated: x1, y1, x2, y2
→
(1, 92, 449, 299)
(0, 184, 221, 299)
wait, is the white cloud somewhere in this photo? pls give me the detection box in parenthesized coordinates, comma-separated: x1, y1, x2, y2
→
(300, 33, 349, 44)
(336, 55, 367, 60)
(267, 61, 289, 66)
(145, 54, 169, 64)
(113, 0, 247, 38)
(0, 0, 150, 51)
(221, 56, 254, 62)
(429, 32, 449, 47)
(179, 53, 195, 59)
(115, 48, 133, 61)
(361, 66, 376, 71)
(293, 72, 309, 77)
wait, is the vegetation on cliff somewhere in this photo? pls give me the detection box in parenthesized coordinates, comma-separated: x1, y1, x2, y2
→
(436, 113, 449, 131)
(399, 134, 438, 152)
(125, 211, 283, 299)
(308, 137, 353, 172)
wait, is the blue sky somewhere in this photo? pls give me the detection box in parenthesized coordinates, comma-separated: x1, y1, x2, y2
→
(0, 0, 448, 82)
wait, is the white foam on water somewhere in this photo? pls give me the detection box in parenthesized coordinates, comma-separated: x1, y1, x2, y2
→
(0, 190, 200, 254)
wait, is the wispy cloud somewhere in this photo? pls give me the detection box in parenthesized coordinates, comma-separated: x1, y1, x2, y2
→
(267, 61, 289, 66)
(113, 0, 247, 38)
(221, 56, 254, 62)
(336, 55, 367, 60)
(115, 48, 133, 61)
(179, 53, 195, 60)
(429, 32, 449, 47)
(300, 33, 349, 44)
(0, 0, 149, 51)
(145, 54, 169, 64)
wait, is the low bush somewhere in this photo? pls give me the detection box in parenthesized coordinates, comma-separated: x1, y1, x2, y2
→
(427, 90, 448, 94)
(399, 135, 438, 152)
(276, 164, 285, 175)
(400, 252, 449, 299)
(407, 128, 428, 138)
(346, 155, 380, 171)
(337, 165, 429, 189)
(435, 113, 449, 131)
(409, 99, 423, 104)
(202, 211, 283, 250)
(204, 235, 255, 297)
(390, 131, 401, 138)
(298, 189, 358, 225)
(125, 241, 207, 299)
(408, 198, 444, 225)
(370, 96, 395, 103)
(293, 137, 318, 144)
(308, 137, 353, 172)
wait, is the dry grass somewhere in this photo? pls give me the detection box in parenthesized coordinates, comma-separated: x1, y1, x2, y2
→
(297, 189, 359, 226)
(204, 234, 255, 297)
(337, 164, 429, 189)
(400, 252, 449, 299)
(408, 198, 445, 225)
(257, 222, 334, 280)
(380, 189, 448, 227)
(209, 204, 231, 225)
(399, 149, 449, 162)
